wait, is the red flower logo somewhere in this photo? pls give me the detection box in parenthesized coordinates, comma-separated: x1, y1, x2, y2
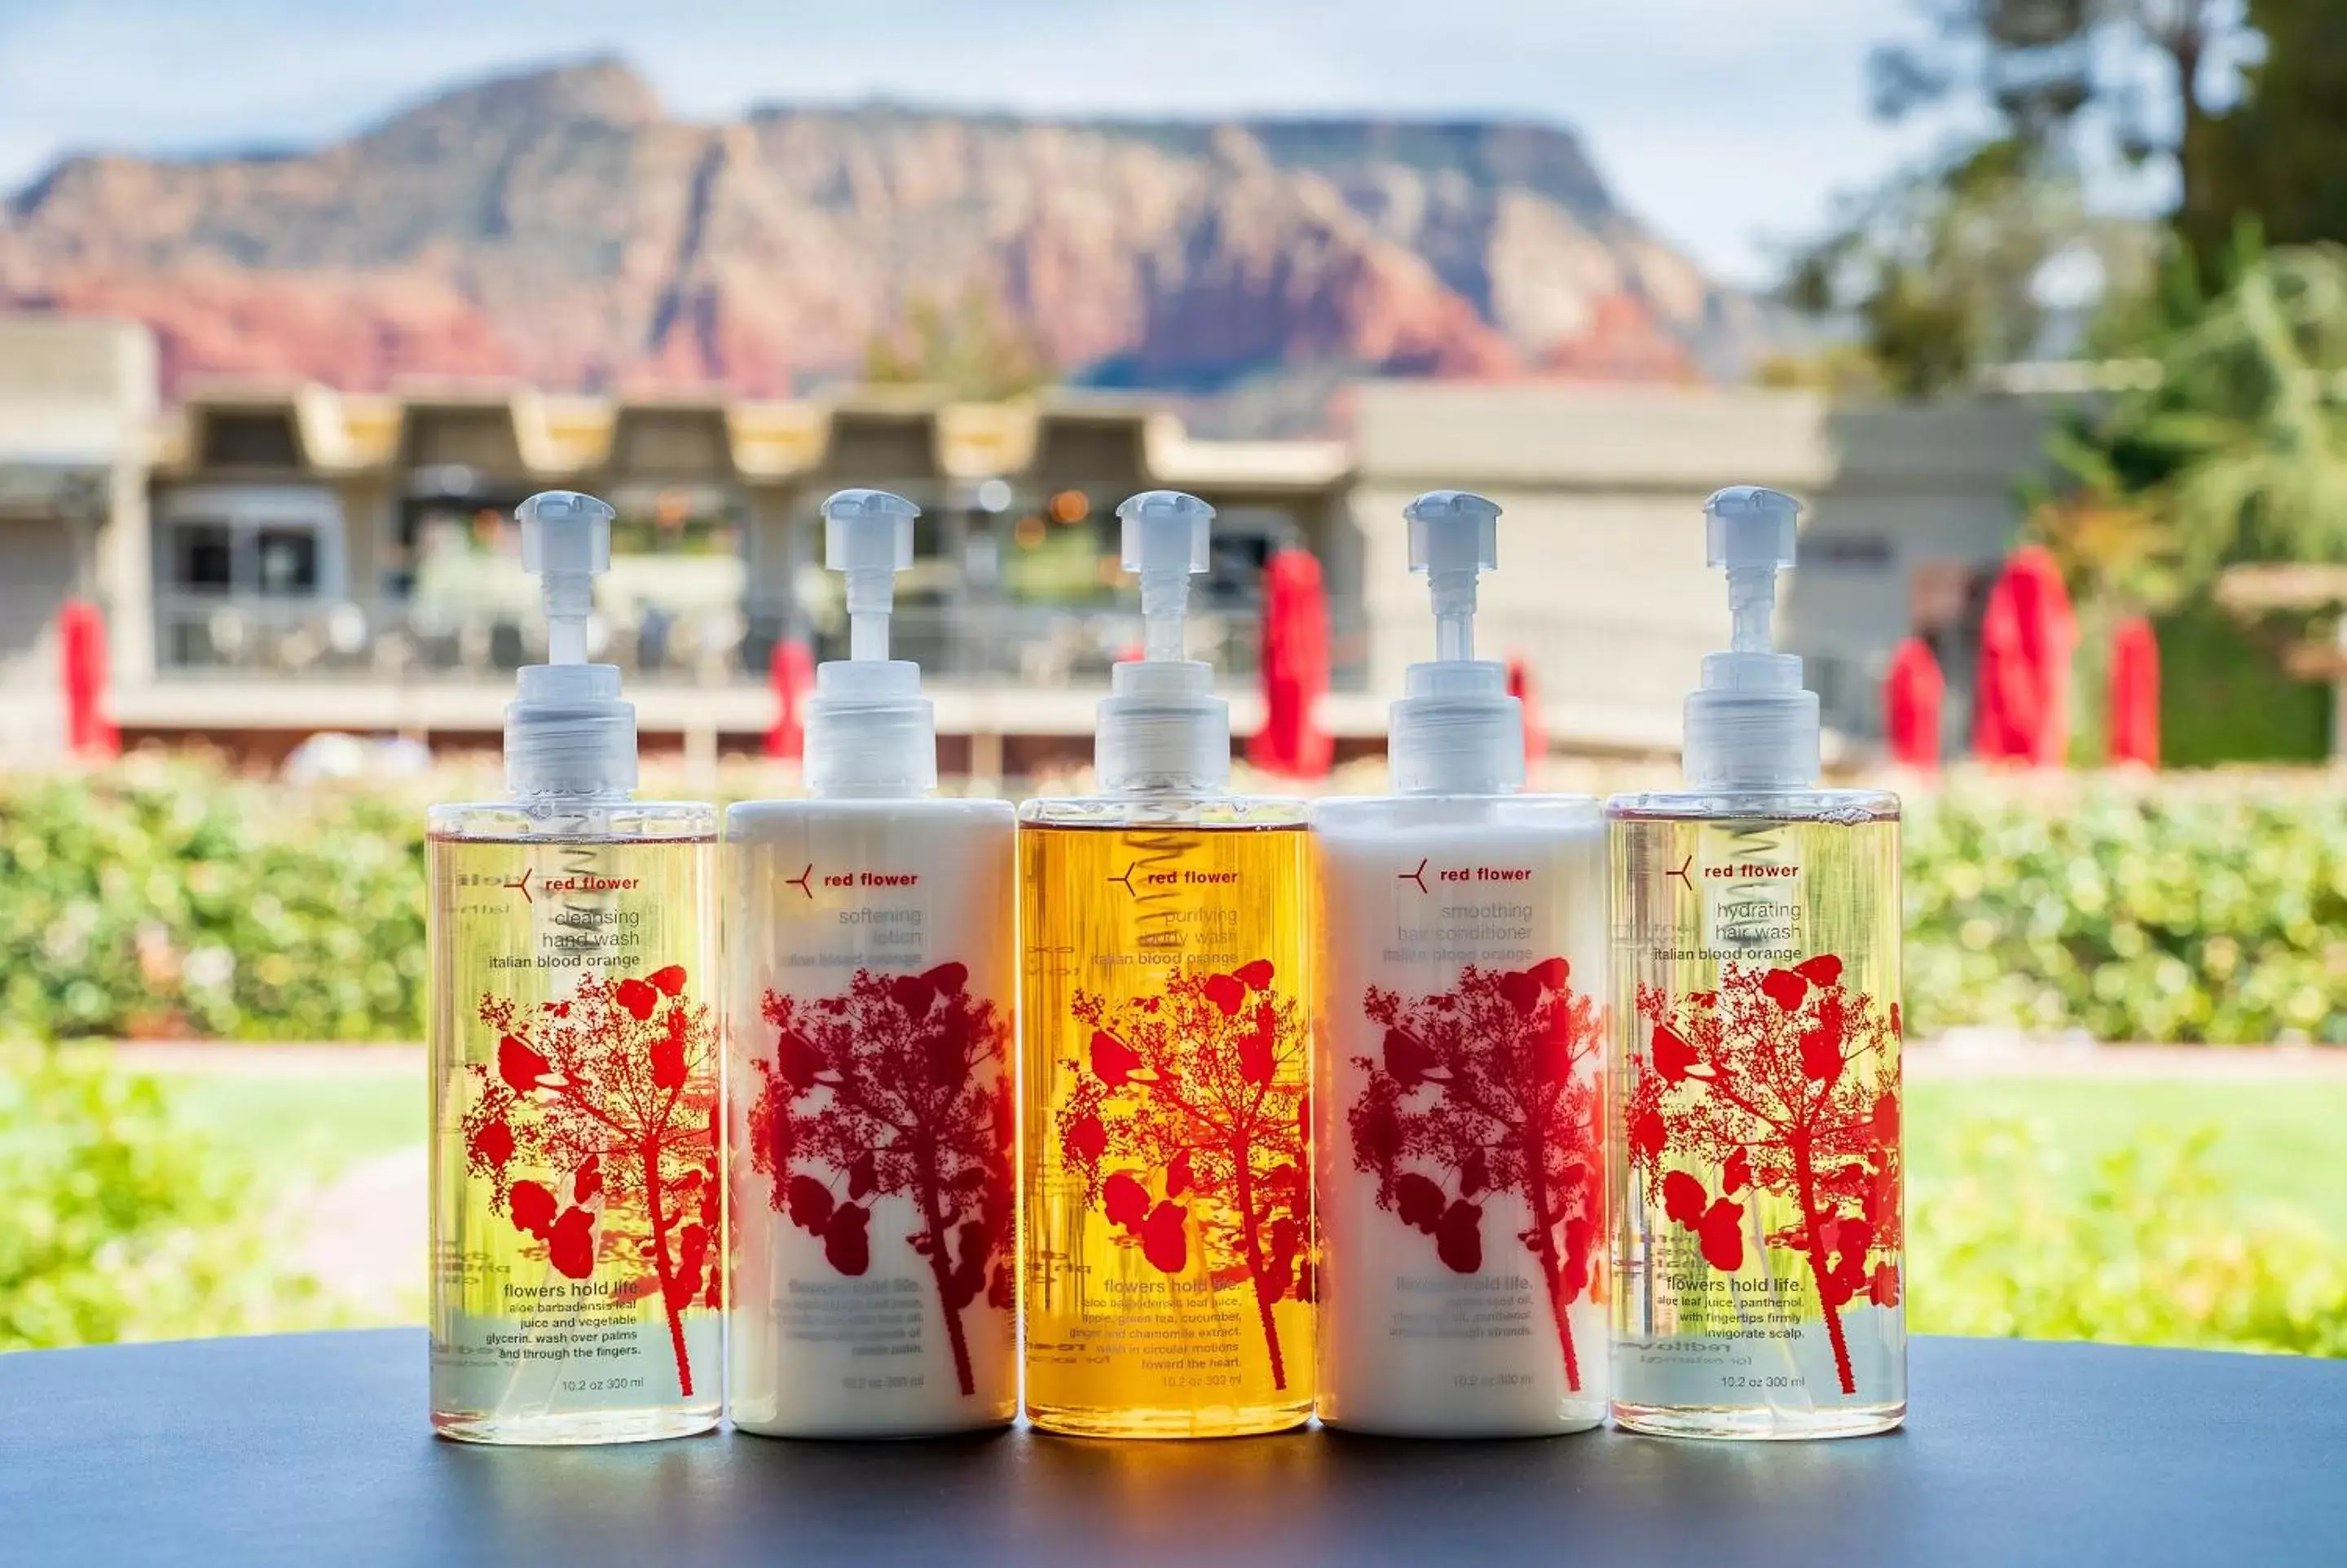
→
(750, 963, 1014, 1398)
(1627, 953, 1902, 1396)
(1058, 962, 1310, 1390)
(1350, 958, 1605, 1391)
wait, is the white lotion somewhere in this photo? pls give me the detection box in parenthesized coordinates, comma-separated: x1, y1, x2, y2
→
(726, 489, 1017, 1437)
(1312, 490, 1609, 1437)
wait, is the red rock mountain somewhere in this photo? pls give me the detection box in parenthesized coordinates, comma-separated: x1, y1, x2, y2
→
(0, 59, 1750, 412)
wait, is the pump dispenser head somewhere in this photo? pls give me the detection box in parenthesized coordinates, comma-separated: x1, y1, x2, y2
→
(805, 488, 936, 795)
(1095, 490, 1229, 793)
(501, 491, 636, 796)
(1389, 490, 1525, 795)
(1681, 484, 1820, 790)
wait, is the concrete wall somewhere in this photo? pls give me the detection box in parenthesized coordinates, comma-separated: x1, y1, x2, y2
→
(0, 316, 156, 755)
(1349, 381, 2050, 755)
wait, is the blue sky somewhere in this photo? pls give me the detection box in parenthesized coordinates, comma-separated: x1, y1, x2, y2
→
(1, 0, 1986, 285)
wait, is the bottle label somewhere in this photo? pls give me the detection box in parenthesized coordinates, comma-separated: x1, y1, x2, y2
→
(1611, 815, 1904, 1416)
(429, 837, 719, 1425)
(1698, 834, 1806, 954)
(726, 813, 1017, 1429)
(1315, 827, 1609, 1429)
(1021, 823, 1315, 1425)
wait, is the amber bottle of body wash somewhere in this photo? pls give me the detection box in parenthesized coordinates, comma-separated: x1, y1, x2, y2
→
(1020, 491, 1314, 1438)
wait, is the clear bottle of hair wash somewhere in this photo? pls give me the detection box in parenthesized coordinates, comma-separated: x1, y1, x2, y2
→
(1020, 491, 1314, 1438)
(1608, 486, 1905, 1440)
(429, 491, 722, 1445)
(726, 490, 1018, 1438)
(1314, 491, 1608, 1438)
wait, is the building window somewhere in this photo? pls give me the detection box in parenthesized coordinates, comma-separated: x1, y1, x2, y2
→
(172, 522, 236, 590)
(1804, 535, 1895, 570)
(156, 488, 342, 601)
(199, 413, 302, 469)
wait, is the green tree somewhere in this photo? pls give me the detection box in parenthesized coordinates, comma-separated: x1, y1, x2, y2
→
(2188, 0, 2347, 267)
(2058, 244, 2347, 581)
(862, 285, 1055, 402)
(1792, 1, 2241, 396)
(2042, 242, 2347, 760)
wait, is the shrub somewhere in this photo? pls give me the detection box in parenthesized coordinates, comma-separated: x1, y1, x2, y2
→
(1904, 774, 2347, 1044)
(1912, 1116, 2347, 1357)
(3, 760, 2344, 1045)
(0, 1046, 328, 1349)
(0, 758, 426, 1042)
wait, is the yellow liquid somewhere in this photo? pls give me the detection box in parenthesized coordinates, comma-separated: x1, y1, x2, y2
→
(1608, 805, 1905, 1438)
(1019, 817, 1315, 1438)
(428, 823, 721, 1445)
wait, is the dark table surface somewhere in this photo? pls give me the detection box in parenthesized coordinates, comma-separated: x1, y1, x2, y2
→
(0, 1329, 2338, 1566)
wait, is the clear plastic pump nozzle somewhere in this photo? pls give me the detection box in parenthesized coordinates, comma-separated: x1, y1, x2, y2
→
(823, 487, 918, 663)
(1389, 490, 1521, 796)
(1406, 489, 1501, 663)
(1094, 491, 1227, 793)
(1683, 484, 1819, 791)
(1117, 490, 1213, 663)
(805, 488, 935, 796)
(506, 490, 635, 797)
(517, 490, 614, 666)
(1706, 484, 1799, 656)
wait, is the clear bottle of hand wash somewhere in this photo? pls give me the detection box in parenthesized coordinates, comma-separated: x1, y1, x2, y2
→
(427, 491, 722, 1445)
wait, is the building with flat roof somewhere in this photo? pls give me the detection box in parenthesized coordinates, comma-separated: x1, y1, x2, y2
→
(1, 316, 2045, 771)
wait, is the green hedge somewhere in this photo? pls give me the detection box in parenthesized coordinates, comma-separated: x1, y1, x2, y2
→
(1904, 775, 2347, 1045)
(0, 761, 426, 1042)
(3, 763, 2344, 1045)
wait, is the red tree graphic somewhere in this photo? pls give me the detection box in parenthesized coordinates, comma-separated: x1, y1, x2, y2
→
(1627, 953, 1902, 1395)
(460, 965, 721, 1398)
(1349, 956, 1605, 1391)
(746, 962, 1015, 1398)
(1056, 961, 1311, 1389)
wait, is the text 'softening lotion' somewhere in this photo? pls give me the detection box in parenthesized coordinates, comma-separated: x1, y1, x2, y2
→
(724, 488, 1017, 1437)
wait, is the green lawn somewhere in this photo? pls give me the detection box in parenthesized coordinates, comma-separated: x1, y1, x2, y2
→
(1908, 1076, 2347, 1240)
(155, 1061, 425, 1179)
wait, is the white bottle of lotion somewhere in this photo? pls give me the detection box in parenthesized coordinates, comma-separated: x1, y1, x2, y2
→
(1312, 490, 1609, 1437)
(726, 489, 1017, 1437)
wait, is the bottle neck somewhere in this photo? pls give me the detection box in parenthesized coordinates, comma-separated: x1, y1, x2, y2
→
(1094, 657, 1231, 795)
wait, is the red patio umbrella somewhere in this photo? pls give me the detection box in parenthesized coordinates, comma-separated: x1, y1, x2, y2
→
(1248, 548, 1332, 777)
(58, 598, 118, 759)
(2106, 614, 2160, 769)
(1883, 636, 1944, 769)
(1972, 544, 2076, 765)
(1507, 654, 1545, 769)
(764, 638, 814, 761)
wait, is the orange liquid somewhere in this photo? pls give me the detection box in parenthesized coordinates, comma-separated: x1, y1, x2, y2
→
(1019, 819, 1315, 1437)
